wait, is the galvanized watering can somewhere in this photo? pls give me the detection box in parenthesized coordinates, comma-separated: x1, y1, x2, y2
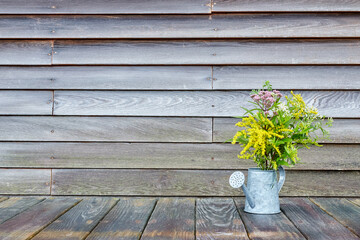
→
(229, 167, 285, 214)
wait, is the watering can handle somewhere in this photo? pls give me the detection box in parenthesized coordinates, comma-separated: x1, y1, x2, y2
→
(278, 166, 285, 193)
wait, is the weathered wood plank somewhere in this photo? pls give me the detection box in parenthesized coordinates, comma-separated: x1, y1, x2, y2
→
(348, 198, 360, 207)
(213, 66, 360, 90)
(214, 118, 360, 143)
(86, 198, 157, 240)
(3, 14, 360, 38)
(32, 197, 118, 240)
(141, 198, 195, 240)
(0, 169, 50, 194)
(310, 198, 360, 237)
(0, 117, 211, 142)
(281, 198, 359, 240)
(234, 198, 305, 240)
(0, 0, 210, 14)
(1, 143, 359, 170)
(54, 91, 360, 117)
(213, 0, 360, 12)
(0, 197, 8, 203)
(0, 91, 52, 115)
(196, 198, 248, 240)
(53, 40, 360, 65)
(52, 169, 360, 196)
(0, 198, 80, 240)
(0, 66, 211, 90)
(0, 197, 44, 224)
(0, 41, 51, 65)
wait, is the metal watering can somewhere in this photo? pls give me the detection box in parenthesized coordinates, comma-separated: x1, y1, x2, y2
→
(229, 167, 285, 214)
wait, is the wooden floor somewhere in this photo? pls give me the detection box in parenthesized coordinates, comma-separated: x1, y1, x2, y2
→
(0, 197, 359, 240)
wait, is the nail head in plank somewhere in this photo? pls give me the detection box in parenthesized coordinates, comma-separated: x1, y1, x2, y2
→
(53, 91, 360, 117)
(3, 14, 360, 39)
(0, 117, 212, 142)
(196, 198, 249, 240)
(234, 198, 305, 240)
(0, 197, 44, 224)
(212, 0, 360, 12)
(281, 198, 359, 240)
(0, 169, 50, 194)
(86, 198, 157, 240)
(0, 41, 51, 65)
(0, 197, 80, 240)
(0, 91, 52, 115)
(0, 66, 211, 90)
(32, 197, 118, 240)
(213, 118, 360, 143)
(310, 198, 360, 237)
(0, 0, 211, 14)
(141, 198, 195, 240)
(213, 66, 360, 90)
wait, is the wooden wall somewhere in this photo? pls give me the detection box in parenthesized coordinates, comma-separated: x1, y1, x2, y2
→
(0, 0, 359, 197)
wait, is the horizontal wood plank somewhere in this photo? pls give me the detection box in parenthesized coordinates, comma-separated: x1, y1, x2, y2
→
(214, 118, 360, 143)
(0, 41, 51, 65)
(86, 198, 157, 240)
(2, 14, 360, 38)
(53, 40, 360, 65)
(1, 143, 359, 170)
(234, 198, 305, 240)
(54, 91, 360, 117)
(0, 169, 50, 194)
(310, 198, 360, 237)
(212, 0, 360, 12)
(32, 197, 118, 240)
(0, 0, 210, 14)
(280, 198, 359, 240)
(0, 198, 80, 240)
(213, 66, 360, 90)
(0, 117, 211, 142)
(51, 169, 360, 196)
(0, 66, 211, 90)
(0, 91, 52, 115)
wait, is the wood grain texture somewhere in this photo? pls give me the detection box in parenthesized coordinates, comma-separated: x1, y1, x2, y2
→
(213, 66, 360, 90)
(86, 198, 157, 240)
(0, 197, 8, 203)
(1, 143, 359, 170)
(0, 0, 210, 14)
(0, 66, 211, 90)
(0, 169, 50, 194)
(310, 198, 360, 237)
(53, 40, 360, 65)
(234, 198, 305, 240)
(0, 198, 80, 240)
(141, 198, 195, 240)
(54, 91, 360, 117)
(3, 14, 360, 38)
(0, 117, 211, 142)
(212, 0, 360, 12)
(0, 197, 44, 224)
(32, 197, 118, 240)
(348, 198, 360, 206)
(281, 198, 359, 240)
(214, 118, 360, 143)
(51, 169, 360, 196)
(0, 91, 52, 115)
(0, 41, 51, 65)
(196, 198, 248, 240)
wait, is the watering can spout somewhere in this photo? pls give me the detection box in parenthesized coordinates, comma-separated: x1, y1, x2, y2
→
(229, 171, 256, 209)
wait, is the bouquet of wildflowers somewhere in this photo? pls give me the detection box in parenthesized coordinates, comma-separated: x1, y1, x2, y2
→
(231, 81, 332, 170)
